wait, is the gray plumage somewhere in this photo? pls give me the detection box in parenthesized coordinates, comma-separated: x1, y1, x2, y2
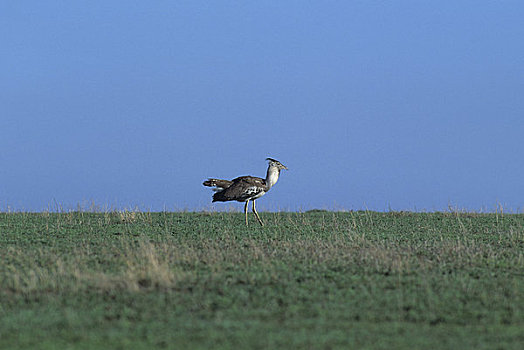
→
(208, 176, 266, 202)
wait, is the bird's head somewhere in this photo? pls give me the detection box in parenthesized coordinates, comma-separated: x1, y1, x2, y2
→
(266, 158, 288, 171)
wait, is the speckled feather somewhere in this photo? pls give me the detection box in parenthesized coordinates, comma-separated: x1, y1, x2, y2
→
(211, 176, 267, 202)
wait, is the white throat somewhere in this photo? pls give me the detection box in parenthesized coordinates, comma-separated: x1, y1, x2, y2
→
(266, 166, 280, 189)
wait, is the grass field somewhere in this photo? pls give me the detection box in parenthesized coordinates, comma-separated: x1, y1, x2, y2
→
(0, 210, 523, 349)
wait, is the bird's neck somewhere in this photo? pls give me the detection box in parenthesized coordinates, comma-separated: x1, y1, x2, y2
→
(265, 166, 280, 189)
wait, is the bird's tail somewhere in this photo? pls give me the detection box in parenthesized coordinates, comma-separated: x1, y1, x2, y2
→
(202, 178, 233, 192)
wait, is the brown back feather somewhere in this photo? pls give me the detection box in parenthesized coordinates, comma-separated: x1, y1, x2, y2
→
(212, 176, 267, 202)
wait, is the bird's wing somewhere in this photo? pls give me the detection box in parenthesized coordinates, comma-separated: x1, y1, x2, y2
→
(217, 176, 266, 202)
(231, 176, 265, 186)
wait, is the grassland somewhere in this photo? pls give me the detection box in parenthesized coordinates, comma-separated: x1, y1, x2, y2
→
(0, 210, 523, 349)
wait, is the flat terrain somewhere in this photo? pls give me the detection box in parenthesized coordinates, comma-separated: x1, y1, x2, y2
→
(0, 211, 523, 349)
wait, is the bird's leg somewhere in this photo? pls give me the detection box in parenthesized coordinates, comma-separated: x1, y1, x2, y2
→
(252, 200, 264, 226)
(244, 199, 250, 226)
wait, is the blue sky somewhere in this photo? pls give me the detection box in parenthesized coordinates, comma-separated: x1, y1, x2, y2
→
(1, 1, 523, 212)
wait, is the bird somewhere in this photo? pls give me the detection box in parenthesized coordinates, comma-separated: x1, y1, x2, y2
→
(203, 158, 288, 226)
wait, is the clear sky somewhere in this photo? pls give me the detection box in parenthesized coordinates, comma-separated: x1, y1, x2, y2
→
(1, 1, 523, 212)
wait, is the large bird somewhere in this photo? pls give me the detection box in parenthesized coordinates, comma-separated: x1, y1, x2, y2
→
(203, 158, 288, 226)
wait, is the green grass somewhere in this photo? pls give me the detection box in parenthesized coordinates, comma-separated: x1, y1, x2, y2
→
(1, 210, 523, 349)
